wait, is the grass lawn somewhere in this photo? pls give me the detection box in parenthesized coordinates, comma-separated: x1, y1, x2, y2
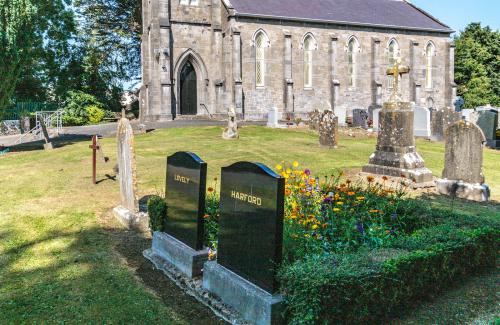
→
(0, 125, 498, 323)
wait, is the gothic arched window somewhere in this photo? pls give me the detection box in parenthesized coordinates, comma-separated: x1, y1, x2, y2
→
(347, 37, 360, 87)
(388, 39, 399, 89)
(303, 34, 315, 88)
(425, 42, 435, 89)
(255, 31, 269, 88)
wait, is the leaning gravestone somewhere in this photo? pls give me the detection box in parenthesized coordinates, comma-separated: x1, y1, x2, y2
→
(144, 152, 209, 278)
(475, 110, 499, 149)
(352, 108, 369, 128)
(319, 110, 338, 148)
(436, 121, 490, 202)
(39, 119, 54, 150)
(203, 162, 285, 324)
(113, 117, 140, 228)
(413, 105, 431, 138)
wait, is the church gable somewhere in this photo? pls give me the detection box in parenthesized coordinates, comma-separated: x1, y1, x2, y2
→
(228, 0, 452, 33)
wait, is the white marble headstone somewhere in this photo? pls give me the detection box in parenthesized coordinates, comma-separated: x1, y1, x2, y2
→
(372, 108, 382, 131)
(267, 107, 279, 128)
(334, 107, 347, 126)
(413, 106, 431, 137)
(117, 118, 138, 212)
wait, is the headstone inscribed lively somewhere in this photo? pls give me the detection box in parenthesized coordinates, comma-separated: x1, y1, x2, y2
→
(319, 110, 338, 148)
(117, 117, 138, 212)
(442, 121, 485, 184)
(218, 162, 285, 294)
(165, 152, 207, 250)
(413, 106, 431, 137)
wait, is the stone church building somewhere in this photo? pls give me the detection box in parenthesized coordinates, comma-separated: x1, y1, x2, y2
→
(140, 0, 456, 122)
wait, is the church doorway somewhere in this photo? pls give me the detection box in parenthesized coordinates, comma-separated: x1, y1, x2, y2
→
(179, 61, 197, 115)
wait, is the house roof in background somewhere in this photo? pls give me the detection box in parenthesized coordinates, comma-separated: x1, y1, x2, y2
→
(228, 0, 453, 33)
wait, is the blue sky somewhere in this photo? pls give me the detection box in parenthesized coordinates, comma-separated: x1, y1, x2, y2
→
(411, 0, 499, 34)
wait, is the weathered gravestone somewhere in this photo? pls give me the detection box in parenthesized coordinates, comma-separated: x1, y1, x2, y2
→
(363, 58, 433, 187)
(475, 110, 499, 149)
(431, 107, 462, 141)
(319, 110, 338, 148)
(413, 105, 431, 138)
(39, 119, 54, 150)
(436, 121, 490, 202)
(144, 152, 209, 278)
(113, 117, 140, 228)
(203, 162, 285, 325)
(352, 108, 369, 128)
(307, 109, 321, 131)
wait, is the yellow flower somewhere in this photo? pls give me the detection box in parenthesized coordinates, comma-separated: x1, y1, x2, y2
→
(311, 224, 319, 230)
(286, 168, 292, 174)
(276, 164, 283, 170)
(369, 209, 379, 213)
(356, 196, 365, 201)
(304, 234, 311, 238)
(347, 191, 356, 196)
(293, 161, 299, 168)
(333, 208, 341, 212)
(336, 201, 344, 205)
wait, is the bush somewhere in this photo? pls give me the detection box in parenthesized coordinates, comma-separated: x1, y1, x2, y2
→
(62, 91, 106, 126)
(86, 105, 106, 124)
(278, 227, 499, 324)
(147, 195, 168, 233)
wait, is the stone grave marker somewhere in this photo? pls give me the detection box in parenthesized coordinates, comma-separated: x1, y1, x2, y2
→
(319, 110, 338, 148)
(372, 108, 382, 131)
(352, 108, 369, 128)
(437, 121, 489, 201)
(267, 106, 280, 128)
(431, 107, 461, 141)
(113, 117, 139, 228)
(475, 110, 499, 149)
(413, 105, 431, 137)
(203, 162, 284, 324)
(335, 106, 347, 126)
(39, 119, 53, 150)
(307, 109, 321, 131)
(144, 152, 209, 278)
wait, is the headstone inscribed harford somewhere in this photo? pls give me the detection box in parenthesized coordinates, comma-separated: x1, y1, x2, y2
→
(113, 117, 139, 228)
(437, 121, 489, 202)
(319, 110, 338, 148)
(203, 162, 285, 324)
(217, 162, 284, 294)
(165, 152, 207, 250)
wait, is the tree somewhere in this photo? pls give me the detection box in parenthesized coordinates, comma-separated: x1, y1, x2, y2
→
(455, 23, 500, 108)
(0, 0, 37, 111)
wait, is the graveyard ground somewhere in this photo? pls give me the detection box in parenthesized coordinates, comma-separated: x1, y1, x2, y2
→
(0, 125, 498, 323)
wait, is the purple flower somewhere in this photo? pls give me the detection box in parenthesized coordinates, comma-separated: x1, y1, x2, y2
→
(356, 221, 365, 235)
(304, 169, 311, 176)
(391, 213, 397, 221)
(323, 197, 332, 203)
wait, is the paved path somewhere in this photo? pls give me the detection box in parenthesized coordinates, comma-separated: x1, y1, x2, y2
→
(0, 119, 265, 147)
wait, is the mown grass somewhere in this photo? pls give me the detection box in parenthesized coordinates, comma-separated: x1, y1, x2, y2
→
(0, 125, 498, 323)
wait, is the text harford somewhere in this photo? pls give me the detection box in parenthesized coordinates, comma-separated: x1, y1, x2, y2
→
(231, 190, 262, 206)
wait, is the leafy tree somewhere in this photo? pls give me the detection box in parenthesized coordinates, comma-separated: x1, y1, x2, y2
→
(0, 0, 37, 111)
(455, 23, 500, 108)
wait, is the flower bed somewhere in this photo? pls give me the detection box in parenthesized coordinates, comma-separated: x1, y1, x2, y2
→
(150, 162, 499, 323)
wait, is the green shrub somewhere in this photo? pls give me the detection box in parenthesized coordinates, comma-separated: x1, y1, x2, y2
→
(86, 105, 106, 124)
(62, 91, 105, 126)
(147, 195, 168, 233)
(204, 189, 220, 251)
(278, 227, 499, 324)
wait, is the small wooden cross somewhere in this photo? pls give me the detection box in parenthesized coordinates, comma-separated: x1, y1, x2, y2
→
(89, 135, 109, 184)
(387, 57, 410, 102)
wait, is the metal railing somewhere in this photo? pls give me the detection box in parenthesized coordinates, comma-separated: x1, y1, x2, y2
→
(13, 110, 63, 145)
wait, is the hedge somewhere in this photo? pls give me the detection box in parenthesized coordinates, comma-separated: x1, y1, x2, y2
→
(278, 226, 499, 324)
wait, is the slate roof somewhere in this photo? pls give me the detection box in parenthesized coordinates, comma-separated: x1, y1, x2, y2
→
(228, 0, 453, 33)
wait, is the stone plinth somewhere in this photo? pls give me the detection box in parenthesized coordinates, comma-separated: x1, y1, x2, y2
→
(202, 261, 284, 325)
(144, 232, 208, 278)
(362, 102, 433, 186)
(436, 180, 490, 202)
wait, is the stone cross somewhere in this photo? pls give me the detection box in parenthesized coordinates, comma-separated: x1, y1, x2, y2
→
(386, 57, 410, 103)
(116, 117, 138, 212)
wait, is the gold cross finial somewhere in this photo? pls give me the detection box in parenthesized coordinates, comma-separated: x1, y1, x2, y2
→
(387, 57, 410, 103)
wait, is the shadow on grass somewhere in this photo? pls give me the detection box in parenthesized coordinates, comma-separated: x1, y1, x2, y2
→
(0, 221, 223, 324)
(6, 134, 92, 153)
(418, 192, 500, 217)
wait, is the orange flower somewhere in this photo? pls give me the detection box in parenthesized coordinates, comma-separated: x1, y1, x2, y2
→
(322, 223, 328, 229)
(347, 191, 356, 196)
(208, 187, 214, 193)
(203, 214, 210, 219)
(285, 188, 292, 196)
(367, 176, 375, 183)
(369, 209, 379, 213)
(382, 176, 389, 181)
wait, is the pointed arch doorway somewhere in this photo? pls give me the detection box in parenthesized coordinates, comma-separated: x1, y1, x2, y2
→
(179, 61, 198, 115)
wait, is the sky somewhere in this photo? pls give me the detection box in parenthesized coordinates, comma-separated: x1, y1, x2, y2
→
(411, 0, 499, 34)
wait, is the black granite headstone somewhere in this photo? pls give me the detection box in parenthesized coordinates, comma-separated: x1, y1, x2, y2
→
(165, 152, 207, 250)
(218, 162, 285, 294)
